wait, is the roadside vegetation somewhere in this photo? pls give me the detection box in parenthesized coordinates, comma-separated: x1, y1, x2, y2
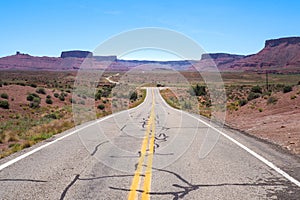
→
(160, 72, 300, 118)
(0, 71, 147, 158)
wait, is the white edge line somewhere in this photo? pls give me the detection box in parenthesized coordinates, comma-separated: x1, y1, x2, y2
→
(0, 89, 149, 171)
(156, 89, 300, 187)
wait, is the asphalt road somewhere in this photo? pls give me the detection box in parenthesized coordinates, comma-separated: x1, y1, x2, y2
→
(0, 88, 299, 199)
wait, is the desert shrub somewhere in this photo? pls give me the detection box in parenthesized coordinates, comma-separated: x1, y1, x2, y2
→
(298, 81, 300, 85)
(0, 100, 9, 109)
(30, 97, 41, 108)
(61, 92, 67, 97)
(1, 93, 9, 99)
(27, 94, 41, 108)
(283, 85, 292, 93)
(192, 84, 207, 96)
(238, 99, 248, 106)
(247, 92, 260, 101)
(27, 94, 34, 101)
(29, 83, 37, 88)
(102, 100, 107, 104)
(3, 82, 8, 86)
(251, 85, 262, 94)
(46, 95, 51, 99)
(267, 96, 278, 105)
(101, 85, 114, 98)
(36, 87, 46, 94)
(58, 94, 65, 101)
(45, 98, 53, 104)
(95, 89, 102, 100)
(26, 93, 40, 101)
(291, 95, 297, 100)
(258, 108, 263, 112)
(130, 91, 138, 101)
(97, 104, 105, 110)
(54, 93, 59, 98)
(0, 82, 2, 87)
(66, 89, 71, 93)
(17, 82, 26, 86)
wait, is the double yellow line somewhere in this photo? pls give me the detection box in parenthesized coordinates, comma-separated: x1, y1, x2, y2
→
(128, 89, 156, 200)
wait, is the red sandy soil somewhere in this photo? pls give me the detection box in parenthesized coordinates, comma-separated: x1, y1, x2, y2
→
(0, 85, 71, 120)
(226, 86, 300, 155)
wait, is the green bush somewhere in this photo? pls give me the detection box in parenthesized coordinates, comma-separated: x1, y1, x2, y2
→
(17, 82, 26, 86)
(247, 92, 260, 101)
(0, 100, 9, 109)
(1, 93, 9, 99)
(58, 95, 65, 101)
(26, 93, 40, 101)
(30, 97, 41, 108)
(283, 85, 292, 93)
(95, 89, 102, 100)
(29, 83, 37, 88)
(192, 84, 207, 96)
(54, 93, 59, 98)
(97, 104, 105, 110)
(36, 87, 46, 94)
(61, 92, 67, 97)
(27, 94, 34, 101)
(102, 86, 112, 97)
(46, 95, 51, 99)
(238, 99, 248, 106)
(251, 85, 262, 94)
(130, 91, 138, 101)
(45, 98, 53, 104)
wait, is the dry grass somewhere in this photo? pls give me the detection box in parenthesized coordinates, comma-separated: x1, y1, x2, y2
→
(160, 88, 181, 109)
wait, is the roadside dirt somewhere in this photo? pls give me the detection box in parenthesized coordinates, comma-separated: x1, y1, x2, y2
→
(226, 86, 300, 155)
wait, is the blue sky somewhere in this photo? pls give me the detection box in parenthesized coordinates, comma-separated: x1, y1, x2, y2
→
(1, 0, 299, 60)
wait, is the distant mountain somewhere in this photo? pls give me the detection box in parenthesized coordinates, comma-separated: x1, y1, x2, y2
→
(1, 37, 300, 73)
(0, 53, 82, 71)
(0, 51, 193, 71)
(200, 53, 245, 66)
(216, 37, 300, 73)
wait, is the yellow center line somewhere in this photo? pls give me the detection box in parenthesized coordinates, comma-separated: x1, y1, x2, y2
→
(128, 89, 156, 200)
(142, 92, 156, 200)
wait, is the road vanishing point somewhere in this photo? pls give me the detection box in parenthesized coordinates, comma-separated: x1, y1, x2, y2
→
(0, 88, 299, 199)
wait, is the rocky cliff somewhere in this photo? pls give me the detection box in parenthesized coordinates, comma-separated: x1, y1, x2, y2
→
(1, 37, 300, 73)
(61, 50, 93, 58)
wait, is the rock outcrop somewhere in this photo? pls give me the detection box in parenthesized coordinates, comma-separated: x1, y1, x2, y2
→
(265, 37, 300, 48)
(61, 50, 93, 58)
(1, 37, 300, 73)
